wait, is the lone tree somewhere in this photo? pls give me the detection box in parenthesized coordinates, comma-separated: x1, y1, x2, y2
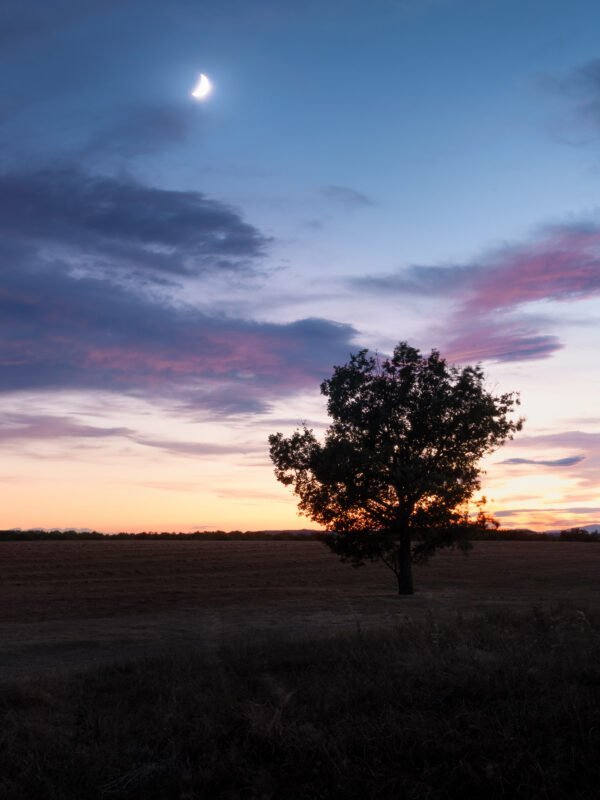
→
(269, 342, 523, 595)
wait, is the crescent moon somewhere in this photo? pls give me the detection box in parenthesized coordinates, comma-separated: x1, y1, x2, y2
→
(191, 73, 212, 101)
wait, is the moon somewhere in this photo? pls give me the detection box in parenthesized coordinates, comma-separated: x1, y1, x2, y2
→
(191, 73, 212, 101)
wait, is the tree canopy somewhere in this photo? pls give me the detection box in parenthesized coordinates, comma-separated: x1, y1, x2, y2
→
(269, 342, 523, 594)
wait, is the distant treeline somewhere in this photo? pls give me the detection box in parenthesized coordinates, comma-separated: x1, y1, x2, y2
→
(1, 527, 599, 542)
(472, 527, 600, 542)
(0, 529, 322, 541)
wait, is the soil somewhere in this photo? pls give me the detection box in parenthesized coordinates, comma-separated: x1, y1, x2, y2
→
(2, 540, 599, 681)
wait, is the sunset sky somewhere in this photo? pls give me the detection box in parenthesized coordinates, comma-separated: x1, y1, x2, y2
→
(1, 0, 599, 532)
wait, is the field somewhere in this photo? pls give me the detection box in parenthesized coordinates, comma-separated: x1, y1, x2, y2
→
(2, 539, 600, 680)
(2, 540, 600, 799)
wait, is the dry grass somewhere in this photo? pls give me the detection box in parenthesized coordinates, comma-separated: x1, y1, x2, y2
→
(1, 606, 599, 799)
(2, 541, 600, 797)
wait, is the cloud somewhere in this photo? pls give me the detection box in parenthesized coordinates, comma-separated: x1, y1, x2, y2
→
(545, 58, 600, 140)
(496, 507, 600, 518)
(82, 104, 192, 161)
(442, 322, 562, 363)
(500, 430, 600, 495)
(0, 245, 357, 413)
(513, 431, 600, 449)
(139, 481, 203, 493)
(0, 411, 264, 457)
(469, 225, 600, 311)
(355, 222, 600, 363)
(574, 59, 600, 129)
(0, 414, 131, 441)
(0, 0, 126, 46)
(134, 437, 259, 457)
(358, 224, 600, 309)
(0, 163, 354, 417)
(0, 167, 270, 280)
(500, 455, 585, 468)
(357, 264, 473, 295)
(215, 487, 288, 501)
(320, 185, 375, 208)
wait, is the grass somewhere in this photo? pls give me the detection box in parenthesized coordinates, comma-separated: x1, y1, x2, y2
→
(1, 605, 599, 799)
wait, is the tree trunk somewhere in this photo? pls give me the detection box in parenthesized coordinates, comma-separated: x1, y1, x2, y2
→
(397, 534, 414, 595)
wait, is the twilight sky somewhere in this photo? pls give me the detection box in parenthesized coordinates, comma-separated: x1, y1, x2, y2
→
(2, 0, 599, 532)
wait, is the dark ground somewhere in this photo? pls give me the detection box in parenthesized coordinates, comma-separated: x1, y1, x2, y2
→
(2, 540, 599, 681)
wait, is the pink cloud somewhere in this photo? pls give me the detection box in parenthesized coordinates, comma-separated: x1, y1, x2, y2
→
(444, 322, 561, 363)
(444, 226, 600, 362)
(470, 227, 600, 312)
(1, 255, 357, 412)
(360, 222, 600, 363)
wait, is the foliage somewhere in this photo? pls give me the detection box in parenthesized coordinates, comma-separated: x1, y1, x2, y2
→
(269, 342, 523, 592)
(559, 527, 600, 542)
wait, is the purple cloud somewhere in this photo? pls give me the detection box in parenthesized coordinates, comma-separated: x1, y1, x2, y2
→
(0, 244, 357, 413)
(496, 507, 600, 518)
(0, 412, 261, 456)
(0, 168, 270, 279)
(500, 456, 585, 468)
(0, 163, 360, 414)
(0, 414, 131, 441)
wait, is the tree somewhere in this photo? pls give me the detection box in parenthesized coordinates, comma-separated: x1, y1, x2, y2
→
(269, 342, 523, 595)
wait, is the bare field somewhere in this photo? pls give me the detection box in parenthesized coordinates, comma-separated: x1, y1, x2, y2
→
(2, 540, 599, 681)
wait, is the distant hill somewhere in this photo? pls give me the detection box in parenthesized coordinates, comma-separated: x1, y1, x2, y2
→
(545, 524, 600, 535)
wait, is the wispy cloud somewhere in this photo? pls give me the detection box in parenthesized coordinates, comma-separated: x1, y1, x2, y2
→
(134, 437, 259, 457)
(81, 104, 193, 162)
(0, 0, 126, 47)
(320, 185, 375, 209)
(544, 58, 600, 142)
(500, 455, 585, 468)
(514, 431, 600, 449)
(499, 430, 600, 494)
(355, 222, 600, 363)
(0, 412, 261, 457)
(441, 322, 561, 363)
(356, 264, 472, 295)
(0, 414, 131, 441)
(496, 506, 600, 519)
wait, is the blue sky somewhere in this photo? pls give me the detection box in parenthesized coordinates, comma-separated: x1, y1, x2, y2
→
(1, 0, 599, 531)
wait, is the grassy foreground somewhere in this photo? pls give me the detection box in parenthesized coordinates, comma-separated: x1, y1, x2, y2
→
(1, 606, 599, 800)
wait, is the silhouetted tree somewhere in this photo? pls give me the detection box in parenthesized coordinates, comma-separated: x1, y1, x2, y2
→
(269, 343, 523, 595)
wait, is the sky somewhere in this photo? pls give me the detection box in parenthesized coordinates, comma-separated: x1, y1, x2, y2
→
(1, 0, 599, 533)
